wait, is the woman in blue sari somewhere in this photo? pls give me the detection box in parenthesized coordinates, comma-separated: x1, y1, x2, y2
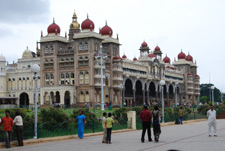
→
(76, 111, 86, 139)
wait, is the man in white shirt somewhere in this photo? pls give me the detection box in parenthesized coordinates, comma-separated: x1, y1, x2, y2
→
(13, 112, 23, 146)
(207, 105, 217, 137)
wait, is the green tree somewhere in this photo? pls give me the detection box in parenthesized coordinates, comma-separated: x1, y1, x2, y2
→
(200, 96, 208, 104)
(200, 84, 222, 103)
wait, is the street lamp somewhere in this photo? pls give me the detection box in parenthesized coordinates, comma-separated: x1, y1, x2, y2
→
(211, 86, 215, 105)
(95, 45, 107, 111)
(175, 82, 178, 107)
(120, 84, 123, 107)
(160, 80, 165, 123)
(31, 64, 40, 139)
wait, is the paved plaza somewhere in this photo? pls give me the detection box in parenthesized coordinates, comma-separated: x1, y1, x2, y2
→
(3, 120, 225, 151)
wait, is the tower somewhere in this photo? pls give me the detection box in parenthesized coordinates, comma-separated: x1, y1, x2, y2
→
(69, 11, 81, 41)
(0, 54, 7, 97)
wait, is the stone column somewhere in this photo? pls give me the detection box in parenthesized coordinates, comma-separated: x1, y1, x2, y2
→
(147, 90, 149, 105)
(123, 89, 125, 105)
(143, 90, 145, 105)
(167, 92, 169, 106)
(133, 89, 136, 105)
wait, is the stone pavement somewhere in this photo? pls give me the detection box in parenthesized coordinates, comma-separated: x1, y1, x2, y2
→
(2, 120, 225, 151)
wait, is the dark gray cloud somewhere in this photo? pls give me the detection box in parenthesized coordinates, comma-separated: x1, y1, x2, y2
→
(0, 0, 50, 24)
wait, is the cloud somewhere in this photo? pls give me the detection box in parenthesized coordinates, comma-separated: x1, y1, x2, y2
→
(0, 0, 50, 24)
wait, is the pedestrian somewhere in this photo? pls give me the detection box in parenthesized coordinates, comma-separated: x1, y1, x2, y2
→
(179, 107, 184, 125)
(13, 112, 24, 146)
(140, 105, 152, 143)
(152, 106, 161, 142)
(0, 110, 14, 148)
(130, 101, 132, 107)
(102, 112, 107, 143)
(76, 111, 86, 139)
(207, 105, 217, 137)
(106, 113, 114, 144)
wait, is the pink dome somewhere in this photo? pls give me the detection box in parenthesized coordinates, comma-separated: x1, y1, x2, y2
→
(187, 73, 192, 76)
(113, 56, 122, 60)
(133, 57, 137, 61)
(178, 51, 186, 59)
(155, 46, 160, 51)
(163, 55, 170, 64)
(122, 55, 127, 59)
(141, 41, 148, 47)
(186, 54, 193, 62)
(148, 53, 156, 58)
(100, 22, 113, 36)
(47, 20, 60, 34)
(81, 17, 95, 31)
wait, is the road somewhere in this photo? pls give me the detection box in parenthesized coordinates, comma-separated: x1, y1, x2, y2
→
(3, 120, 225, 151)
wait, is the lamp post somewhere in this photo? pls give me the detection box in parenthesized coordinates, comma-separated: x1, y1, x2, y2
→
(31, 64, 40, 139)
(120, 84, 123, 107)
(95, 45, 107, 111)
(160, 80, 165, 123)
(175, 82, 178, 107)
(211, 86, 215, 105)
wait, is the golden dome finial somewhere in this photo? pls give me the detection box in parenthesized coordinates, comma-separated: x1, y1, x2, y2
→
(73, 10, 77, 18)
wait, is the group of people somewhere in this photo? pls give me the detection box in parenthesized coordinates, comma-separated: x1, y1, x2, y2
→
(140, 106, 161, 143)
(0, 110, 23, 148)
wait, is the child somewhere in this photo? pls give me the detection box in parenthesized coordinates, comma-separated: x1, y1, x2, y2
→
(105, 113, 114, 144)
(102, 112, 107, 143)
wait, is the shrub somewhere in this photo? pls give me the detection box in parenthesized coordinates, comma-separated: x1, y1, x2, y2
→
(112, 107, 128, 122)
(70, 108, 98, 128)
(197, 104, 210, 114)
(39, 108, 69, 129)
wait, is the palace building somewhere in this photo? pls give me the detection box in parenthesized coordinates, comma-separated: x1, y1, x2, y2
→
(0, 11, 200, 108)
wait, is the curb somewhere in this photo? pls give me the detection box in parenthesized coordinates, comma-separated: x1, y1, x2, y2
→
(0, 119, 207, 149)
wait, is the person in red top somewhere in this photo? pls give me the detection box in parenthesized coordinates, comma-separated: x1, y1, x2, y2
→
(140, 105, 152, 143)
(0, 110, 14, 148)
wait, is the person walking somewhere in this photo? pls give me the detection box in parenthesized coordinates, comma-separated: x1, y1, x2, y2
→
(102, 112, 107, 143)
(207, 105, 217, 137)
(140, 105, 152, 143)
(13, 112, 24, 146)
(76, 111, 86, 139)
(179, 107, 184, 125)
(0, 110, 14, 148)
(105, 113, 114, 144)
(152, 106, 161, 142)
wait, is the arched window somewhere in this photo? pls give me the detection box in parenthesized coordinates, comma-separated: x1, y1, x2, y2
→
(79, 42, 83, 50)
(79, 72, 84, 84)
(85, 42, 88, 50)
(80, 91, 84, 102)
(85, 71, 89, 84)
(50, 74, 54, 79)
(61, 73, 65, 79)
(71, 73, 74, 78)
(66, 73, 70, 78)
(85, 91, 89, 102)
(45, 74, 49, 79)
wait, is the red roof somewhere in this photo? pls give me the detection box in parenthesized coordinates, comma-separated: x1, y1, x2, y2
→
(141, 41, 148, 47)
(155, 46, 160, 51)
(148, 53, 156, 58)
(166, 66, 170, 68)
(133, 57, 137, 61)
(100, 24, 113, 36)
(178, 51, 186, 59)
(113, 56, 122, 60)
(187, 73, 192, 76)
(81, 18, 95, 31)
(195, 74, 200, 78)
(173, 67, 176, 70)
(47, 22, 60, 34)
(163, 56, 170, 64)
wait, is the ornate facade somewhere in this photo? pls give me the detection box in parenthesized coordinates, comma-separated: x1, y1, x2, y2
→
(0, 11, 200, 108)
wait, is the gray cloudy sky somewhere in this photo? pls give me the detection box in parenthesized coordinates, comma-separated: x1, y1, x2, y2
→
(0, 0, 224, 91)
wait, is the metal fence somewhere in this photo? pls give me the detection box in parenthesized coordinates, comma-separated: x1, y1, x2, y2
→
(0, 120, 128, 142)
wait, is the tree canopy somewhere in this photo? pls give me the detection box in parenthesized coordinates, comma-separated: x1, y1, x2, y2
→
(200, 83, 223, 103)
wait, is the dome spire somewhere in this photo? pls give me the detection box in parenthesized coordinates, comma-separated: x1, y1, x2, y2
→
(87, 13, 89, 19)
(105, 20, 107, 25)
(53, 17, 55, 23)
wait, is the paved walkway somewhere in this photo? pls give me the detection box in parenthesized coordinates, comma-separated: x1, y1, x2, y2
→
(3, 120, 225, 151)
